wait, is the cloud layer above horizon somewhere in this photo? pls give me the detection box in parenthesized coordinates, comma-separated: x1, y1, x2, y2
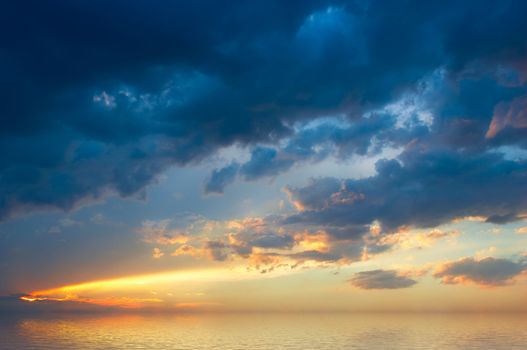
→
(1, 0, 527, 311)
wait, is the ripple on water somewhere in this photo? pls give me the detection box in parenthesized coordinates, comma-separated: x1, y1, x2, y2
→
(1, 313, 526, 350)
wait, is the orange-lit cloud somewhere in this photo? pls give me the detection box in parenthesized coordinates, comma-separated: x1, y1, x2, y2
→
(377, 228, 458, 250)
(283, 187, 305, 211)
(138, 213, 466, 276)
(293, 230, 331, 253)
(139, 219, 189, 245)
(172, 244, 202, 258)
(225, 217, 266, 231)
(152, 247, 164, 259)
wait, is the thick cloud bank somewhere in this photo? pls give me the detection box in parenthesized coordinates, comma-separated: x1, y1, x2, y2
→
(2, 1, 527, 219)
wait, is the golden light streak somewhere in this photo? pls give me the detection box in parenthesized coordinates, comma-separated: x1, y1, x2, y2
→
(20, 296, 47, 302)
(20, 266, 295, 308)
(451, 216, 487, 223)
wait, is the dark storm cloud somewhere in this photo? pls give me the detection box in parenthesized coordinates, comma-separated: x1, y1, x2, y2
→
(433, 257, 527, 286)
(2, 0, 527, 219)
(350, 269, 418, 289)
(284, 148, 527, 233)
(0, 0, 330, 219)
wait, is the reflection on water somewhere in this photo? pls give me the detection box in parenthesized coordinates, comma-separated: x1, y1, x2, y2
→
(1, 313, 526, 349)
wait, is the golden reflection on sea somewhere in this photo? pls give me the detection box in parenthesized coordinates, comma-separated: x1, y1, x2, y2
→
(2, 313, 527, 349)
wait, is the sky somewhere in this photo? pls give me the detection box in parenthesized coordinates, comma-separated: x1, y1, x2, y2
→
(1, 0, 527, 313)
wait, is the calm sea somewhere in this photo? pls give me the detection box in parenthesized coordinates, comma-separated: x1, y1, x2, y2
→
(0, 313, 526, 349)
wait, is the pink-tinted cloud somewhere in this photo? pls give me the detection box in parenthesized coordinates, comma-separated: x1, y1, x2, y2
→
(486, 95, 527, 138)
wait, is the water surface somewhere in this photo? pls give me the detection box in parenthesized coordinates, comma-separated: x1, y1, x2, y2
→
(1, 313, 526, 349)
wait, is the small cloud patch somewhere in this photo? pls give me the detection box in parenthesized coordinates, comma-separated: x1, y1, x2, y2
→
(350, 269, 418, 290)
(433, 256, 527, 287)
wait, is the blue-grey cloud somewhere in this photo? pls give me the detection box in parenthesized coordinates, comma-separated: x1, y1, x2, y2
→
(433, 256, 527, 286)
(284, 148, 527, 234)
(204, 162, 240, 194)
(350, 269, 418, 289)
(240, 147, 295, 181)
(204, 114, 419, 191)
(485, 213, 522, 224)
(248, 233, 295, 249)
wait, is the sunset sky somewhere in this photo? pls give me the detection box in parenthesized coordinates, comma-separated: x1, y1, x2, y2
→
(1, 0, 527, 313)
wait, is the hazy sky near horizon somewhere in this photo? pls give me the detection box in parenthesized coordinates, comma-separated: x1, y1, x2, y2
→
(1, 0, 527, 312)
